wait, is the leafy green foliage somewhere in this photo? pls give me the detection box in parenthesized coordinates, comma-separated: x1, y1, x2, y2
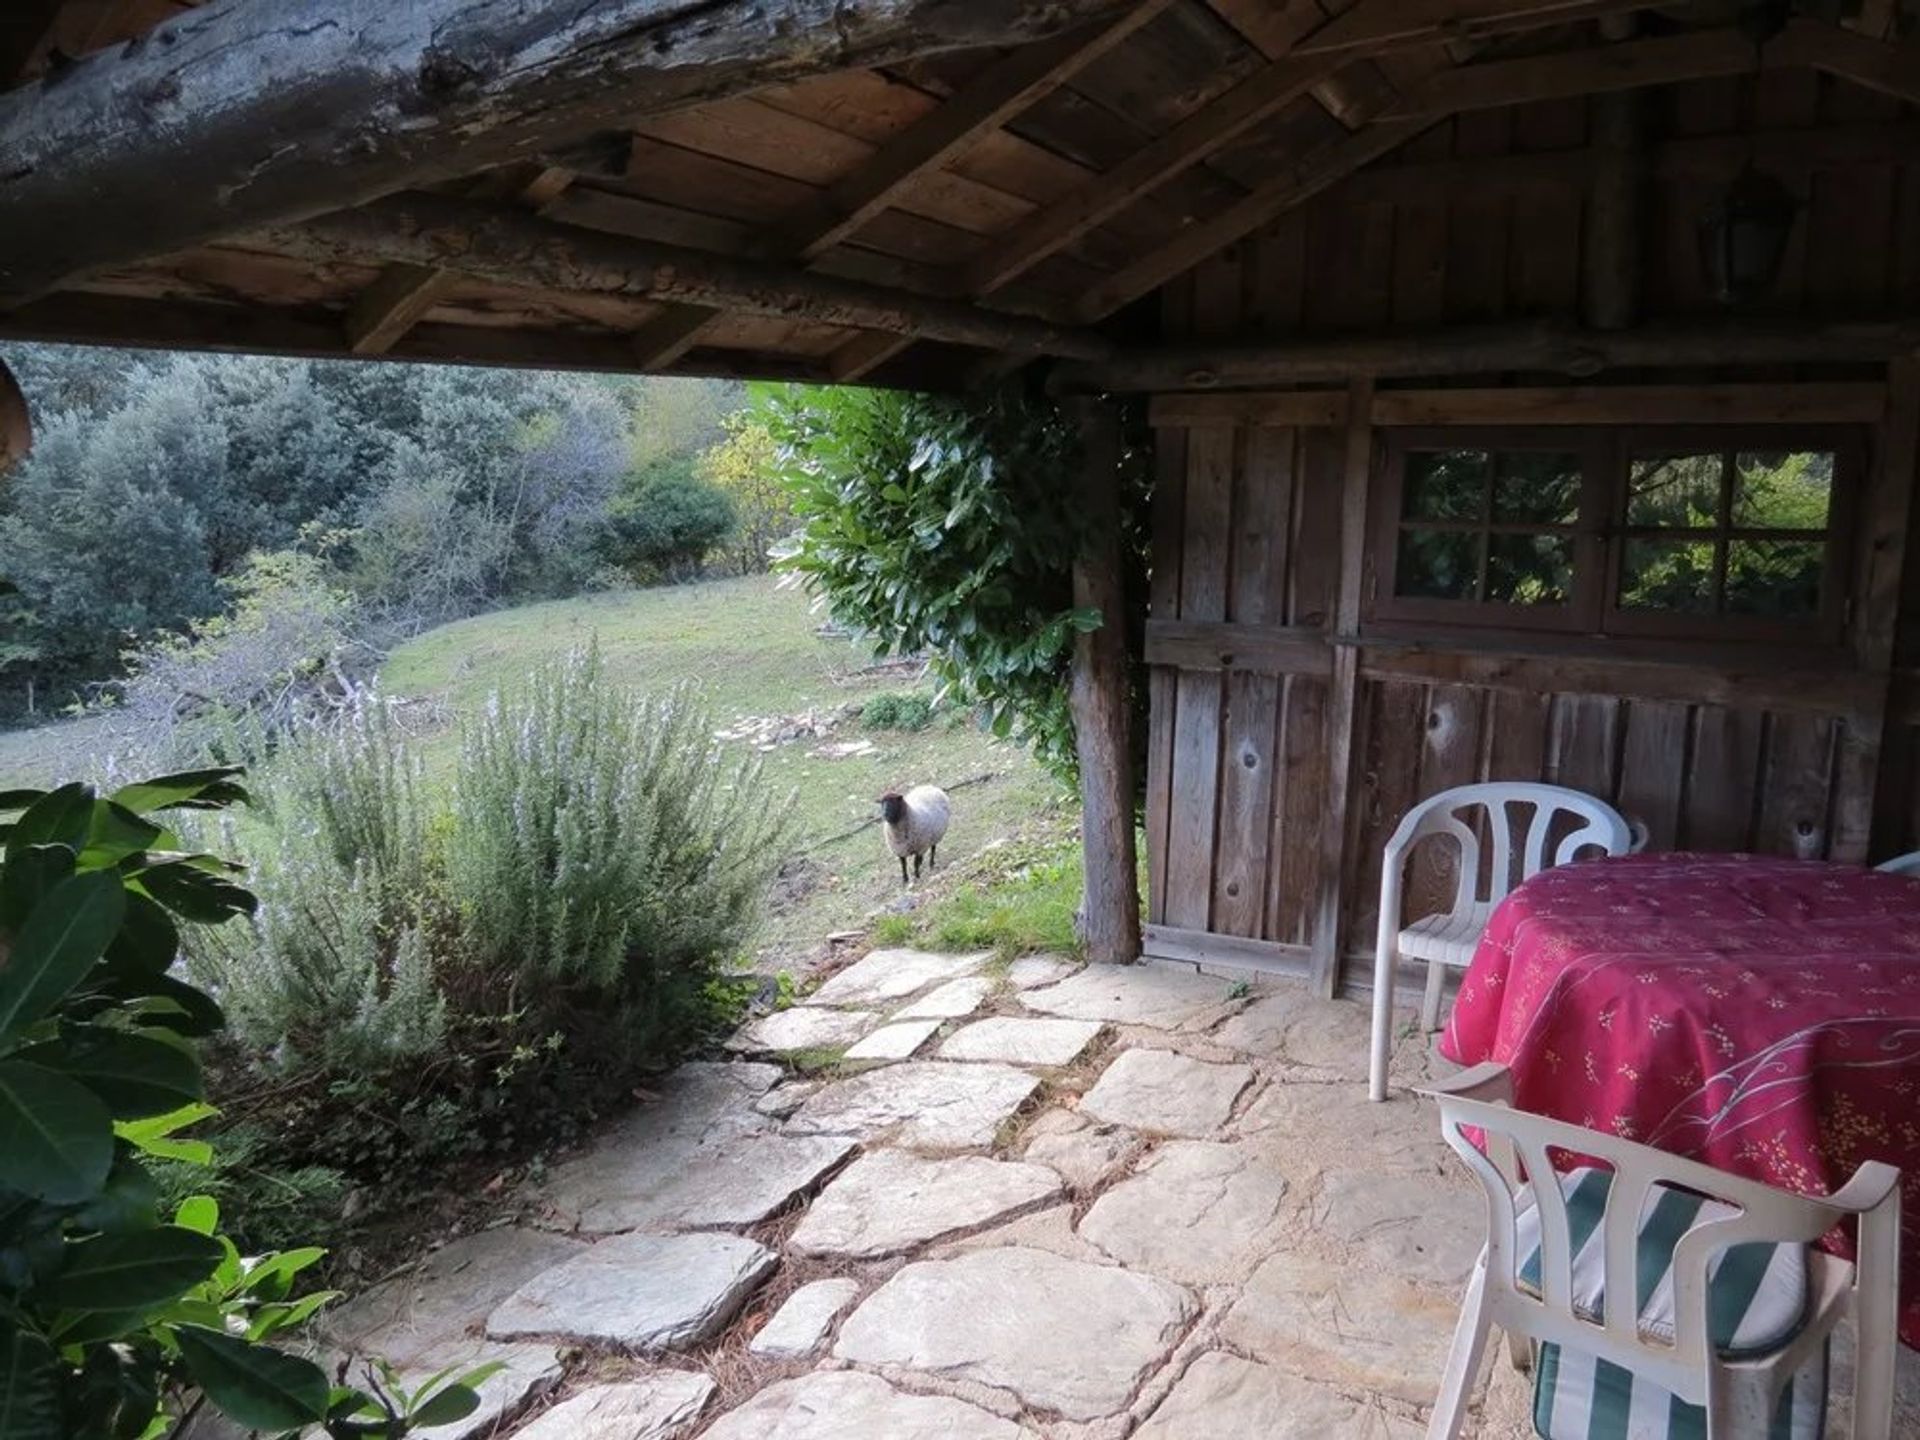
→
(759, 382, 1151, 787)
(603, 459, 737, 582)
(0, 769, 496, 1438)
(697, 415, 792, 575)
(859, 692, 934, 732)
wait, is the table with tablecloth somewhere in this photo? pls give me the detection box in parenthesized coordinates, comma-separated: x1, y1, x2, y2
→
(1440, 851, 1920, 1348)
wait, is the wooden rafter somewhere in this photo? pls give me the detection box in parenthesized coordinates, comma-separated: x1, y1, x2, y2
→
(1, 0, 67, 86)
(345, 164, 577, 355)
(631, 0, 1174, 370)
(271, 193, 1116, 362)
(1777, 16, 1920, 106)
(0, 0, 1143, 305)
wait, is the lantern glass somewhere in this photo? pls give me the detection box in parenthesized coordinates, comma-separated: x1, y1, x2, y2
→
(1699, 166, 1797, 305)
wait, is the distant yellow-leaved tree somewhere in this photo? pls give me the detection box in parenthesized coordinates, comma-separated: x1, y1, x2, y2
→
(698, 412, 792, 575)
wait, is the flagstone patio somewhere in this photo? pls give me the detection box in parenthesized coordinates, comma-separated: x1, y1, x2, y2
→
(318, 953, 1920, 1439)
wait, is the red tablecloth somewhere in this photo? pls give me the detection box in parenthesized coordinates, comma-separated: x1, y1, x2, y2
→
(1440, 852, 1920, 1349)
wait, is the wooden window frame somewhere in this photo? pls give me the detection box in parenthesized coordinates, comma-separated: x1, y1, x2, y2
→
(1365, 423, 1863, 647)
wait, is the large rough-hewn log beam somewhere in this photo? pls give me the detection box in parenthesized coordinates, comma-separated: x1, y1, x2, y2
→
(267, 193, 1116, 361)
(1053, 318, 1920, 392)
(1066, 399, 1141, 966)
(0, 358, 30, 471)
(0, 0, 1138, 305)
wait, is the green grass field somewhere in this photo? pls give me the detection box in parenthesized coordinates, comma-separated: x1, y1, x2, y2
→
(0, 575, 1070, 963)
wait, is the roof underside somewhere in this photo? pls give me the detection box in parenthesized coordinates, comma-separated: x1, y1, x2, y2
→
(1, 0, 1917, 388)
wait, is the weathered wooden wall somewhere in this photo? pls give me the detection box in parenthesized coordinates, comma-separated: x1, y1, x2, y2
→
(1139, 74, 1920, 994)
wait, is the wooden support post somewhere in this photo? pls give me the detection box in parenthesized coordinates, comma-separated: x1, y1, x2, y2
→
(0, 357, 30, 470)
(1582, 16, 1644, 331)
(1068, 399, 1143, 965)
(1867, 359, 1920, 858)
(1311, 376, 1375, 998)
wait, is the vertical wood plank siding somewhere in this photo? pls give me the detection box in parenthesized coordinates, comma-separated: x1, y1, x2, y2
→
(1140, 77, 1920, 992)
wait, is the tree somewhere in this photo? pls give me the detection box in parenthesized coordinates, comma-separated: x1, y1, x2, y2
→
(603, 460, 736, 583)
(698, 412, 791, 575)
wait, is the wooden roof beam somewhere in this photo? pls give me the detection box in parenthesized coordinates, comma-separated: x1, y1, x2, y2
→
(1051, 317, 1920, 393)
(2, 1, 67, 87)
(346, 164, 576, 355)
(1072, 22, 1839, 324)
(267, 192, 1117, 362)
(0, 0, 1144, 305)
(632, 0, 1175, 370)
(1777, 16, 1920, 107)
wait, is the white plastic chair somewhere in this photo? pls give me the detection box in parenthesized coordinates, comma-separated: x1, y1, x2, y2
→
(1874, 852, 1920, 877)
(1368, 782, 1631, 1102)
(1419, 1064, 1900, 1440)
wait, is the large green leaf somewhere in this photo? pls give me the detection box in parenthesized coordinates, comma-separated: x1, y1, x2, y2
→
(0, 870, 127, 1040)
(8, 784, 96, 854)
(107, 769, 249, 816)
(17, 1028, 202, 1120)
(0, 846, 74, 934)
(70, 1154, 161, 1236)
(115, 1103, 216, 1166)
(0, 1060, 113, 1203)
(175, 1325, 330, 1432)
(36, 1225, 223, 1309)
(0, 1324, 62, 1440)
(102, 894, 179, 978)
(0, 790, 46, 816)
(77, 805, 162, 871)
(130, 863, 254, 926)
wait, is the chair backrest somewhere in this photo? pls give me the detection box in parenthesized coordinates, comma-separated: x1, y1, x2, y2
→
(1426, 1065, 1881, 1403)
(1380, 781, 1631, 920)
(1874, 851, 1920, 877)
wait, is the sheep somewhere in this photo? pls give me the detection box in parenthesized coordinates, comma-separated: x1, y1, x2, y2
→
(878, 784, 949, 885)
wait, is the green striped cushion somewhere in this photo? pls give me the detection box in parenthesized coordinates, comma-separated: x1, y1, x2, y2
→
(1516, 1167, 1810, 1358)
(1532, 1339, 1828, 1439)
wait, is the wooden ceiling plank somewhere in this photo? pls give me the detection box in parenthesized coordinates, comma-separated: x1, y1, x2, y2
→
(272, 192, 1114, 362)
(958, 0, 1649, 301)
(0, 0, 1144, 304)
(1384, 29, 1763, 118)
(634, 0, 1173, 369)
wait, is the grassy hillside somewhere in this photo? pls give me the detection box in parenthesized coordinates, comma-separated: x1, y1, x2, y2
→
(0, 575, 1068, 964)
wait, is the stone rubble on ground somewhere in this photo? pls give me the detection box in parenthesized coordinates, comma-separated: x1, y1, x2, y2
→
(360, 953, 1919, 1440)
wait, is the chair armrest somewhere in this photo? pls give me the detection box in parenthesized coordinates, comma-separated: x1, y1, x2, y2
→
(1825, 1160, 1902, 1216)
(1416, 1061, 1514, 1107)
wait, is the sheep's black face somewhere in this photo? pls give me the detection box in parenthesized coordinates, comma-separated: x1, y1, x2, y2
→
(878, 794, 906, 825)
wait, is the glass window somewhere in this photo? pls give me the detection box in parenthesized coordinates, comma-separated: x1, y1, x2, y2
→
(1391, 446, 1580, 610)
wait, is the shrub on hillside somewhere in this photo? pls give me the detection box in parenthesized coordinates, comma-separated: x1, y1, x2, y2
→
(603, 459, 736, 582)
(861, 690, 934, 731)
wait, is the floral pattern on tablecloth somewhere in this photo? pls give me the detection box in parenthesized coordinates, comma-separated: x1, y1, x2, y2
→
(1441, 852, 1920, 1349)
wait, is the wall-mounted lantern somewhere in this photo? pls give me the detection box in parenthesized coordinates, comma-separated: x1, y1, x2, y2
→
(1698, 165, 1798, 305)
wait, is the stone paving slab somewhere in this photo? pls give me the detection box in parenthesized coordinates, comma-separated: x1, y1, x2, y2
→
(805, 948, 990, 1007)
(1022, 1111, 1136, 1192)
(1219, 1251, 1460, 1406)
(747, 1277, 860, 1359)
(892, 975, 995, 1019)
(488, 1232, 775, 1351)
(1005, 953, 1078, 990)
(938, 1016, 1103, 1066)
(699, 1371, 1029, 1439)
(320, 1228, 586, 1362)
(1135, 1351, 1422, 1439)
(510, 1373, 715, 1440)
(1020, 962, 1242, 1029)
(834, 1245, 1196, 1421)
(1212, 989, 1374, 1076)
(783, 1060, 1040, 1150)
(790, 1149, 1061, 1259)
(1077, 1047, 1253, 1137)
(1077, 1139, 1290, 1285)
(844, 1017, 941, 1061)
(729, 1006, 877, 1055)
(542, 1131, 854, 1235)
(1317, 1169, 1487, 1286)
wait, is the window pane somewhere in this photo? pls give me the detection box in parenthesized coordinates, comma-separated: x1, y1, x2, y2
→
(1619, 537, 1716, 612)
(1627, 452, 1723, 528)
(1403, 450, 1489, 521)
(1486, 534, 1572, 606)
(1732, 451, 1833, 530)
(1396, 529, 1479, 600)
(1492, 452, 1582, 524)
(1724, 539, 1823, 618)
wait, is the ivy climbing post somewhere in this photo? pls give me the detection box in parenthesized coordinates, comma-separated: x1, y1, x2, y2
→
(1067, 397, 1142, 964)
